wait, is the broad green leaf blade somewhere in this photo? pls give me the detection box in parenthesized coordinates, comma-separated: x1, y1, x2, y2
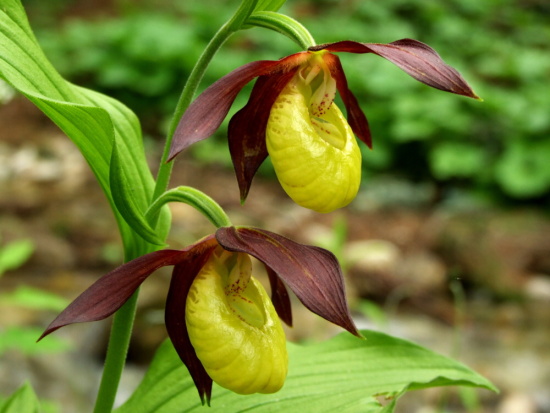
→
(0, 382, 40, 413)
(116, 330, 496, 413)
(0, 0, 170, 254)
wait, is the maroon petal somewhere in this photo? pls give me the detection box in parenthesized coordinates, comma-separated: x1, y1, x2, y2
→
(324, 53, 372, 148)
(311, 39, 479, 98)
(169, 52, 309, 160)
(164, 236, 218, 405)
(216, 227, 360, 336)
(39, 250, 186, 340)
(265, 264, 293, 327)
(228, 68, 299, 202)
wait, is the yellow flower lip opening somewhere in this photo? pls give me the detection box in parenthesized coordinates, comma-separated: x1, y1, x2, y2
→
(186, 248, 288, 395)
(224, 251, 266, 328)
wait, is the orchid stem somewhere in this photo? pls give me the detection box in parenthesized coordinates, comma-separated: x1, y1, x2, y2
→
(93, 289, 139, 413)
(146, 186, 232, 229)
(152, 23, 234, 202)
(152, 1, 259, 204)
(92, 2, 258, 411)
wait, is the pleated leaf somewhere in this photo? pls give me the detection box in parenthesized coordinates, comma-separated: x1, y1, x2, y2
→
(116, 330, 496, 413)
(0, 0, 169, 250)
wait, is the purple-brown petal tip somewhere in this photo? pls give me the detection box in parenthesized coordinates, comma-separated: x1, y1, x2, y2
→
(313, 39, 479, 99)
(38, 249, 186, 341)
(386, 38, 479, 98)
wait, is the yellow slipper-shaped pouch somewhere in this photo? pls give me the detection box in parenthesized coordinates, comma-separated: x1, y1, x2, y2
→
(266, 74, 361, 213)
(186, 248, 288, 394)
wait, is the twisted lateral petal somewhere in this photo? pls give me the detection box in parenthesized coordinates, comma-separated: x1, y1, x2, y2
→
(311, 39, 479, 99)
(228, 68, 299, 202)
(265, 264, 293, 326)
(165, 237, 219, 405)
(169, 52, 309, 160)
(216, 227, 360, 337)
(38, 250, 186, 340)
(185, 250, 288, 395)
(266, 81, 361, 213)
(324, 53, 372, 148)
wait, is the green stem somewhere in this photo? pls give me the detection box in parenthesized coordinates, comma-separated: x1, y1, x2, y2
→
(92, 2, 258, 410)
(152, 27, 232, 201)
(153, 0, 258, 204)
(93, 289, 139, 413)
(146, 186, 232, 229)
(245, 11, 316, 49)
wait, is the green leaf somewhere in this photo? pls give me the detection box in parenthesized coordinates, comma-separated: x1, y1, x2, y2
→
(0, 239, 34, 276)
(0, 382, 40, 413)
(116, 330, 496, 413)
(110, 141, 165, 246)
(0, 0, 169, 255)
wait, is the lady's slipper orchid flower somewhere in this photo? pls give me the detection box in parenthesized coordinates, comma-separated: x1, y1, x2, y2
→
(39, 226, 359, 404)
(169, 39, 478, 213)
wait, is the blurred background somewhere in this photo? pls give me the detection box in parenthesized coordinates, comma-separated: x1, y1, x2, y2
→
(1, 0, 549, 411)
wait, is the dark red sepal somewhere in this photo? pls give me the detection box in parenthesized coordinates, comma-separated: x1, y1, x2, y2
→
(169, 60, 279, 160)
(164, 236, 218, 406)
(215, 227, 360, 337)
(265, 264, 293, 326)
(311, 39, 479, 99)
(169, 52, 309, 161)
(324, 53, 372, 148)
(39, 250, 186, 341)
(228, 68, 299, 202)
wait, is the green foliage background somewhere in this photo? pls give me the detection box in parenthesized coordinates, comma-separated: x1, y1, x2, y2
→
(24, 0, 550, 202)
